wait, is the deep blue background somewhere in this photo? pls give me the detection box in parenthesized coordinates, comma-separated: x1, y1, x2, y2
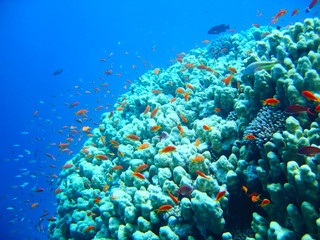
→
(0, 0, 311, 239)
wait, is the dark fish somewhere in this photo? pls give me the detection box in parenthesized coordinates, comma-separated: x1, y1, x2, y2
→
(285, 105, 314, 115)
(176, 185, 193, 197)
(297, 146, 320, 156)
(53, 69, 63, 76)
(208, 24, 230, 34)
(155, 132, 168, 142)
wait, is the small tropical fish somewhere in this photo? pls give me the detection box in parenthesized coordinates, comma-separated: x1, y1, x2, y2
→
(195, 139, 200, 147)
(297, 146, 320, 156)
(54, 188, 63, 195)
(151, 107, 160, 118)
(202, 40, 210, 43)
(156, 205, 173, 213)
(170, 98, 176, 103)
(244, 61, 279, 76)
(250, 193, 261, 202)
(103, 184, 109, 192)
(94, 155, 109, 160)
(302, 91, 320, 102)
(185, 84, 194, 90)
(260, 199, 270, 207)
(176, 88, 185, 94)
(191, 156, 204, 162)
(184, 92, 190, 101)
(252, 23, 260, 28)
(126, 135, 140, 141)
(215, 108, 221, 112)
(160, 146, 176, 154)
(111, 165, 124, 170)
(215, 190, 227, 201)
(292, 9, 300, 16)
(262, 98, 279, 106)
(208, 24, 230, 34)
(151, 125, 162, 132)
(69, 102, 79, 108)
(61, 164, 73, 169)
(154, 68, 160, 74)
(176, 185, 193, 196)
(245, 135, 256, 140)
(93, 197, 101, 203)
(306, 0, 319, 12)
(262, 32, 270, 36)
(84, 225, 95, 233)
(203, 125, 212, 131)
(273, 10, 287, 18)
(53, 69, 63, 76)
(196, 170, 210, 180)
(137, 143, 150, 150)
(167, 190, 179, 204)
(144, 105, 150, 115)
(155, 132, 168, 142)
(180, 112, 188, 122)
(47, 216, 57, 222)
(241, 186, 248, 193)
(285, 105, 314, 115)
(35, 188, 45, 192)
(227, 67, 237, 73)
(221, 74, 233, 86)
(131, 172, 146, 180)
(110, 140, 120, 145)
(135, 164, 149, 172)
(75, 109, 89, 116)
(315, 104, 320, 112)
(152, 90, 162, 94)
(31, 203, 39, 208)
(177, 125, 183, 137)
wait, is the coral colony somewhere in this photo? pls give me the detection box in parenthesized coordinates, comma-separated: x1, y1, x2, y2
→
(50, 18, 320, 239)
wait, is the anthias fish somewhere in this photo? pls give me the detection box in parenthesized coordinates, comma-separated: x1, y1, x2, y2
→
(244, 60, 279, 76)
(208, 24, 230, 34)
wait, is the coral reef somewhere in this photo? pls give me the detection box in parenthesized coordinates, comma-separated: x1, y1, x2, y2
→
(49, 18, 320, 240)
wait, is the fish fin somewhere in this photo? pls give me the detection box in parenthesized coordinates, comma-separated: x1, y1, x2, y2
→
(307, 108, 315, 115)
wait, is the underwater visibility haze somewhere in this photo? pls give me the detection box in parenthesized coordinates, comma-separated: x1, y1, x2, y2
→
(1, 0, 320, 239)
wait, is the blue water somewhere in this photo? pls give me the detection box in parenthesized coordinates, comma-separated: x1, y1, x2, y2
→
(0, 0, 312, 239)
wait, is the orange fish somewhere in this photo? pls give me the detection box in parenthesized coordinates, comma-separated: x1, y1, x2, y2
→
(110, 140, 120, 145)
(103, 184, 109, 192)
(137, 143, 150, 150)
(154, 68, 160, 74)
(177, 125, 183, 137)
(260, 199, 270, 207)
(202, 40, 210, 43)
(180, 112, 188, 122)
(203, 125, 211, 131)
(215, 190, 227, 202)
(252, 23, 260, 28)
(151, 107, 160, 118)
(302, 91, 320, 102)
(195, 139, 200, 147)
(184, 92, 190, 101)
(170, 98, 176, 103)
(94, 197, 101, 203)
(185, 84, 194, 90)
(196, 170, 210, 180)
(61, 164, 73, 169)
(227, 67, 237, 73)
(111, 165, 123, 171)
(273, 10, 287, 19)
(94, 155, 109, 160)
(151, 125, 162, 132)
(156, 205, 173, 213)
(262, 98, 280, 106)
(241, 186, 248, 193)
(144, 105, 150, 115)
(245, 135, 256, 140)
(135, 164, 149, 172)
(167, 190, 179, 204)
(221, 74, 233, 86)
(191, 156, 204, 162)
(84, 225, 95, 232)
(75, 109, 89, 116)
(215, 108, 221, 112)
(152, 90, 162, 94)
(160, 146, 176, 154)
(315, 104, 320, 112)
(176, 88, 185, 94)
(126, 135, 140, 141)
(31, 203, 39, 208)
(262, 32, 270, 36)
(131, 172, 146, 180)
(250, 193, 261, 202)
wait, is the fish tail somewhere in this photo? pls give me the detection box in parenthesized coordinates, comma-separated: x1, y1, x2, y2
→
(307, 108, 315, 115)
